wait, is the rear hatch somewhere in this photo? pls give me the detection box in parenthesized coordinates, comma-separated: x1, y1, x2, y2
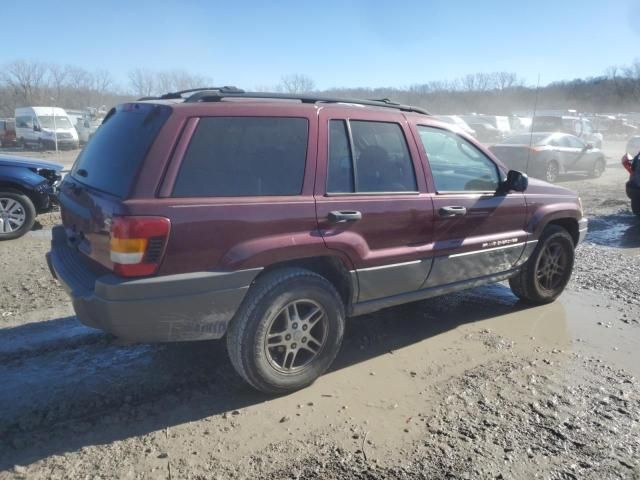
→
(58, 103, 172, 271)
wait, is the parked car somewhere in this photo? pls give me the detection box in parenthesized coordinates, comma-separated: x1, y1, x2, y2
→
(47, 89, 587, 394)
(433, 115, 476, 137)
(67, 109, 104, 144)
(1, 119, 17, 147)
(15, 106, 80, 150)
(489, 132, 606, 183)
(0, 154, 62, 239)
(531, 115, 603, 149)
(465, 115, 512, 136)
(468, 122, 504, 143)
(627, 135, 640, 157)
(622, 151, 640, 215)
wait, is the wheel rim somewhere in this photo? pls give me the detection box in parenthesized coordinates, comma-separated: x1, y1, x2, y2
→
(264, 299, 328, 374)
(535, 240, 568, 292)
(0, 197, 26, 233)
(547, 163, 559, 182)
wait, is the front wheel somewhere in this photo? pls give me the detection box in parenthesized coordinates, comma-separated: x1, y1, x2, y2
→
(509, 225, 575, 304)
(226, 268, 345, 394)
(0, 190, 36, 240)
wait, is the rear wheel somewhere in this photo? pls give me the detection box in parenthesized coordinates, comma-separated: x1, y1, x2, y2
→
(0, 190, 36, 240)
(545, 161, 560, 183)
(226, 268, 345, 394)
(509, 225, 574, 304)
(590, 158, 605, 178)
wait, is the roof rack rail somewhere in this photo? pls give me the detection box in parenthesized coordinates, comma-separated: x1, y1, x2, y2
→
(136, 86, 245, 101)
(183, 91, 430, 115)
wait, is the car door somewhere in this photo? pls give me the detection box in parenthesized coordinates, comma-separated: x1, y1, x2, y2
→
(314, 108, 435, 303)
(563, 135, 593, 171)
(413, 124, 528, 287)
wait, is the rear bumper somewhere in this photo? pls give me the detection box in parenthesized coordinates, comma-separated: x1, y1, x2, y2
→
(578, 217, 588, 244)
(47, 226, 261, 342)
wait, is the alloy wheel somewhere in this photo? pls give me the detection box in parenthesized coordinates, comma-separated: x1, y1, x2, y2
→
(0, 197, 27, 233)
(264, 299, 328, 374)
(546, 162, 559, 183)
(535, 240, 568, 292)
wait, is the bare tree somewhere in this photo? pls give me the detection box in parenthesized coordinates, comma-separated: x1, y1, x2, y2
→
(494, 72, 520, 90)
(278, 74, 315, 94)
(156, 69, 211, 94)
(128, 68, 156, 98)
(48, 64, 68, 100)
(1, 60, 48, 105)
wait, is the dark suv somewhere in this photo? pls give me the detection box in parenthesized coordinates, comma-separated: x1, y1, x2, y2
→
(48, 88, 587, 394)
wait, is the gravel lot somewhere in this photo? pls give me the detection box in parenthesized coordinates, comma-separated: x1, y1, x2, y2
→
(0, 142, 638, 479)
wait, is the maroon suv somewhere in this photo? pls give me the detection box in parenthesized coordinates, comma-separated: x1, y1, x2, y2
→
(48, 88, 587, 393)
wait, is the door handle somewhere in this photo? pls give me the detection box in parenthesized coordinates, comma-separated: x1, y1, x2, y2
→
(439, 206, 467, 217)
(328, 210, 362, 223)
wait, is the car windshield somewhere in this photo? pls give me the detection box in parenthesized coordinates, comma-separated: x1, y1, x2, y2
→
(38, 115, 72, 130)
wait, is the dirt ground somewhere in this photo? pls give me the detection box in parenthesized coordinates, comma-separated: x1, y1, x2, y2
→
(0, 142, 639, 479)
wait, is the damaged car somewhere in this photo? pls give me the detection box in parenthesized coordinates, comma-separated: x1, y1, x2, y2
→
(0, 154, 62, 239)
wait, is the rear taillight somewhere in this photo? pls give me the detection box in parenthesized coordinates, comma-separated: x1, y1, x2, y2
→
(622, 154, 633, 174)
(110, 216, 170, 277)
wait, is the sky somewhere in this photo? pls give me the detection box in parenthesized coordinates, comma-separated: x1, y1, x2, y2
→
(2, 0, 640, 91)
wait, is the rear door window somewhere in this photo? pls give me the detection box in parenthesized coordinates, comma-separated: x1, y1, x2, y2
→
(173, 117, 308, 197)
(327, 120, 417, 193)
(71, 103, 171, 197)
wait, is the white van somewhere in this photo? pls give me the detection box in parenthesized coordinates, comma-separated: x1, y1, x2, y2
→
(15, 106, 79, 150)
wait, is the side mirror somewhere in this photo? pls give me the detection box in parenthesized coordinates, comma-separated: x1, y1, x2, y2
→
(501, 170, 528, 193)
(585, 143, 594, 150)
(33, 124, 40, 132)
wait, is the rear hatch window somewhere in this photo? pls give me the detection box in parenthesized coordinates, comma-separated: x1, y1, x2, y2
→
(70, 103, 171, 197)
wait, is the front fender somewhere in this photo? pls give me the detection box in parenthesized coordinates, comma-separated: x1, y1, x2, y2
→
(526, 202, 581, 239)
(0, 165, 46, 190)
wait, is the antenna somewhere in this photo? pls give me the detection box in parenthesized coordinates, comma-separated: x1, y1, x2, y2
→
(526, 74, 541, 176)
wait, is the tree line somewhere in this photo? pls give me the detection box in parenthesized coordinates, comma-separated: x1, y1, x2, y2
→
(1, 59, 639, 118)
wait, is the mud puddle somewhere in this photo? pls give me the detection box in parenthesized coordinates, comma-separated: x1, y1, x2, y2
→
(587, 212, 640, 249)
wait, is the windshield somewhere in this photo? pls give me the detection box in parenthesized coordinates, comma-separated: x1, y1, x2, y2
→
(38, 115, 72, 130)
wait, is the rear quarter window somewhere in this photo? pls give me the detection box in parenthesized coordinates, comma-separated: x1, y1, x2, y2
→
(172, 117, 308, 197)
(70, 103, 171, 197)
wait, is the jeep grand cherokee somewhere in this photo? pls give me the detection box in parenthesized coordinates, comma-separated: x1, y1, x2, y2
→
(47, 88, 587, 394)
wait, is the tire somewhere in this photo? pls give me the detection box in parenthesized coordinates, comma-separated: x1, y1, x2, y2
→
(632, 196, 640, 216)
(545, 161, 560, 183)
(226, 268, 345, 394)
(509, 225, 575, 305)
(590, 158, 605, 178)
(0, 189, 36, 240)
